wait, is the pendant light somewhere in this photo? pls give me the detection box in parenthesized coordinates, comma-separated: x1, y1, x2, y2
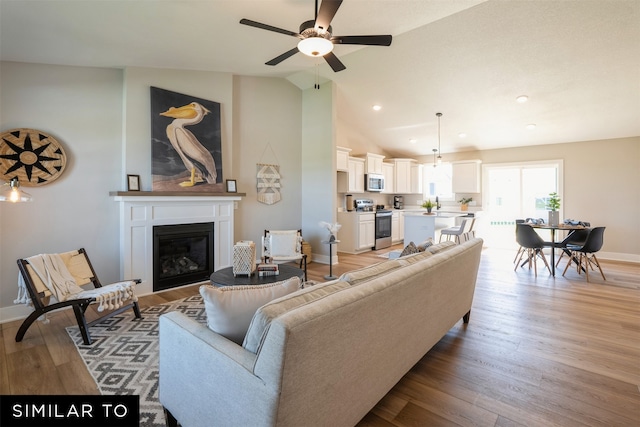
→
(0, 178, 33, 203)
(436, 112, 443, 165)
(432, 148, 438, 168)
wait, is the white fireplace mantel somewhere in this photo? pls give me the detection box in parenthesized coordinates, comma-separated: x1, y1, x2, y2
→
(111, 192, 242, 295)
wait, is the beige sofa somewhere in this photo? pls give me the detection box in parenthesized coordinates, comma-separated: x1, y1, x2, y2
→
(159, 238, 483, 427)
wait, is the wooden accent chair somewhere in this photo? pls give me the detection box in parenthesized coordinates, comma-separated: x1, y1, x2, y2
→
(15, 248, 141, 345)
(262, 229, 307, 281)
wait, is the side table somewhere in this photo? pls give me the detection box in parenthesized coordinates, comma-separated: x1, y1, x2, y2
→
(321, 240, 340, 280)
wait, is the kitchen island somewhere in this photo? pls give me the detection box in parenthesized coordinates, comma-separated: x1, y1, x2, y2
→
(403, 211, 467, 244)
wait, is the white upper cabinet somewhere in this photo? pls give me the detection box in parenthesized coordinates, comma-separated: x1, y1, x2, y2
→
(336, 146, 352, 172)
(365, 153, 385, 175)
(382, 162, 394, 194)
(410, 163, 423, 194)
(337, 157, 365, 193)
(391, 159, 416, 194)
(452, 160, 481, 193)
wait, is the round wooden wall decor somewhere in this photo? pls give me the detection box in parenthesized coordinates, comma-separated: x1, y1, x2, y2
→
(0, 128, 67, 186)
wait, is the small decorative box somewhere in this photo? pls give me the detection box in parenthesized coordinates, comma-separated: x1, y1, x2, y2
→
(233, 241, 256, 277)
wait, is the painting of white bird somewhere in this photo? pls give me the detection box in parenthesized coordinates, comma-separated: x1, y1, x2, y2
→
(151, 87, 223, 191)
(160, 102, 217, 187)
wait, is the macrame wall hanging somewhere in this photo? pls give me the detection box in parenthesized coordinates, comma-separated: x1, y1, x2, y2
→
(256, 143, 281, 205)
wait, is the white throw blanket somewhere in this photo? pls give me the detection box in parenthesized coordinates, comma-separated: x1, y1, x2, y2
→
(15, 253, 137, 316)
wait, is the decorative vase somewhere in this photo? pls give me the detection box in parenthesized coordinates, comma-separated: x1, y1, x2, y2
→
(427, 207, 432, 213)
(460, 204, 468, 211)
(548, 211, 559, 226)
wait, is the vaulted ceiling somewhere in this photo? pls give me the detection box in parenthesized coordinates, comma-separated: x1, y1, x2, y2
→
(1, 0, 638, 157)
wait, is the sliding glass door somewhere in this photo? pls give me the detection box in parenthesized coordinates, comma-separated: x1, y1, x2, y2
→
(481, 161, 562, 249)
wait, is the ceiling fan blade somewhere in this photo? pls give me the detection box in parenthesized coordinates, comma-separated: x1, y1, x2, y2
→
(240, 18, 301, 38)
(323, 51, 346, 72)
(332, 35, 392, 46)
(315, 0, 343, 32)
(265, 47, 300, 66)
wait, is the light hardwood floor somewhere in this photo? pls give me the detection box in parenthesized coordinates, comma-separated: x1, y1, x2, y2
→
(2, 245, 639, 426)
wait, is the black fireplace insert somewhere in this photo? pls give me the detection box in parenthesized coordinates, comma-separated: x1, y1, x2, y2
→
(153, 222, 214, 292)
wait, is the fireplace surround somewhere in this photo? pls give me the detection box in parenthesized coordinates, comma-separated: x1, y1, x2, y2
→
(111, 192, 241, 295)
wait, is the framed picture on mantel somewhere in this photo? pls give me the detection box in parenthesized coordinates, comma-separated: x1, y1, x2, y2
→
(127, 174, 140, 191)
(226, 179, 237, 193)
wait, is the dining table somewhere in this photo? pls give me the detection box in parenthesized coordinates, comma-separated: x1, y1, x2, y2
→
(529, 223, 588, 276)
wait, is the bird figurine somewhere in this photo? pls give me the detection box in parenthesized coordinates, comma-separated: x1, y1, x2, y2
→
(160, 102, 217, 187)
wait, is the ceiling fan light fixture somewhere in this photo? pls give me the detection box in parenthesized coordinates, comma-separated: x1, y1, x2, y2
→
(298, 37, 333, 57)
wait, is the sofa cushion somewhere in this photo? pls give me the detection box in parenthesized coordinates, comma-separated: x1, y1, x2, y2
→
(199, 277, 301, 345)
(397, 250, 433, 266)
(426, 240, 457, 254)
(338, 259, 403, 286)
(243, 280, 350, 353)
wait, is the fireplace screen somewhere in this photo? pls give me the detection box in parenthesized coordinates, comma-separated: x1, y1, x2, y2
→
(153, 222, 214, 291)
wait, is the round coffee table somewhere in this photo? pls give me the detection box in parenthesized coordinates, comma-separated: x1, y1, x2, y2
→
(210, 263, 304, 287)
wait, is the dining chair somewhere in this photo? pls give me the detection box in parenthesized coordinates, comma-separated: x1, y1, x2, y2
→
(439, 218, 474, 244)
(561, 227, 606, 282)
(514, 223, 551, 277)
(513, 219, 526, 263)
(554, 228, 590, 267)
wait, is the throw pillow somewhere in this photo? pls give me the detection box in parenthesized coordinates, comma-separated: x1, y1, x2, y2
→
(243, 280, 351, 353)
(199, 277, 301, 345)
(416, 238, 434, 252)
(338, 259, 403, 286)
(400, 241, 419, 256)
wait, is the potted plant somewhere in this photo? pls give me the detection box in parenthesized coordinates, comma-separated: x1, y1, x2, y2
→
(546, 192, 561, 226)
(421, 199, 434, 213)
(458, 197, 473, 211)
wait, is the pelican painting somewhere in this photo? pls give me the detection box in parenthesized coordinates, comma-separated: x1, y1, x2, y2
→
(160, 102, 217, 187)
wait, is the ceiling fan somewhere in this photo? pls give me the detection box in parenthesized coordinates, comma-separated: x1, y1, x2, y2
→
(239, 0, 392, 72)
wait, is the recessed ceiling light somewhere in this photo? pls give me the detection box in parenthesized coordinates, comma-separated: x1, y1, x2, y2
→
(516, 95, 529, 103)
(526, 123, 536, 130)
(409, 138, 417, 144)
(372, 105, 382, 111)
(458, 133, 467, 138)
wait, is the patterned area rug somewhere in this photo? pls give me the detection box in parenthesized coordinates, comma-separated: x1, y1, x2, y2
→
(66, 294, 206, 427)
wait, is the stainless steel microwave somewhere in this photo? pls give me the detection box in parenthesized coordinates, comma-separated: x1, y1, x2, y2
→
(365, 174, 385, 192)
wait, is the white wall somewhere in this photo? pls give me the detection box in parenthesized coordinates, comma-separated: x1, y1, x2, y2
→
(0, 62, 303, 321)
(232, 75, 303, 247)
(414, 137, 640, 260)
(0, 62, 124, 320)
(301, 82, 337, 263)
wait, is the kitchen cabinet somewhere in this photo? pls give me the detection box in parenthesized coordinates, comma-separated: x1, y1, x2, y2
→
(336, 146, 351, 172)
(452, 160, 481, 193)
(382, 162, 394, 194)
(358, 215, 375, 249)
(337, 157, 365, 193)
(365, 153, 385, 175)
(392, 211, 404, 243)
(337, 212, 375, 254)
(411, 163, 423, 194)
(392, 159, 415, 194)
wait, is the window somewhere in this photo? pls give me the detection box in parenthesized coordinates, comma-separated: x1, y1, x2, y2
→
(482, 160, 563, 248)
(422, 162, 454, 200)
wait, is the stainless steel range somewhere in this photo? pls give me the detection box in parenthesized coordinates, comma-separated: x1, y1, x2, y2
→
(355, 199, 392, 250)
(374, 209, 392, 249)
